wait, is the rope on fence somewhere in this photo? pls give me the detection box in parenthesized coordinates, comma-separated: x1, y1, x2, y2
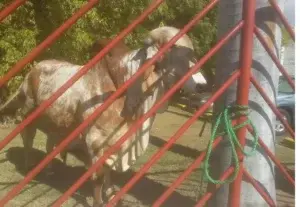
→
(203, 105, 259, 184)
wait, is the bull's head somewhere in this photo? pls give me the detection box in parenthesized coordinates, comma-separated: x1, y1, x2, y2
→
(122, 26, 207, 117)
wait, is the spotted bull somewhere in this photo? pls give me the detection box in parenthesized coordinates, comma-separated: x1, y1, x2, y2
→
(0, 26, 207, 206)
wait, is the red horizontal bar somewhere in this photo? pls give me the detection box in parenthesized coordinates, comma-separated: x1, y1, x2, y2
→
(195, 167, 234, 207)
(0, 1, 166, 205)
(0, 0, 165, 152)
(247, 126, 295, 187)
(254, 27, 295, 90)
(250, 76, 295, 138)
(268, 0, 295, 41)
(0, 0, 27, 22)
(0, 0, 101, 88)
(243, 169, 276, 207)
(107, 71, 240, 206)
(53, 9, 243, 207)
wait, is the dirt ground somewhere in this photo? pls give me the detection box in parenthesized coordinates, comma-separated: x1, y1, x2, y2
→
(0, 105, 295, 207)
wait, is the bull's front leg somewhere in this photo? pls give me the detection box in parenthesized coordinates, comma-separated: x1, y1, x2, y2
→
(102, 165, 116, 203)
(92, 164, 114, 207)
(92, 171, 105, 207)
(86, 126, 116, 206)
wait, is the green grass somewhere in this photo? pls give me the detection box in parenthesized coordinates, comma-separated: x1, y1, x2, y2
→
(0, 129, 206, 207)
(0, 105, 295, 207)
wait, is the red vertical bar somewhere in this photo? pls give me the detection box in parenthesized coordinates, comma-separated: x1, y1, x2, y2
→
(229, 0, 256, 206)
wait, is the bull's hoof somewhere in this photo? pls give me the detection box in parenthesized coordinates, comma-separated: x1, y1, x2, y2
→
(92, 202, 106, 207)
(42, 165, 55, 177)
(103, 186, 117, 203)
(44, 169, 55, 177)
(60, 151, 68, 165)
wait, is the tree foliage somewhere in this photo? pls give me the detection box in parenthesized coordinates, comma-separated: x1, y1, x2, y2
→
(0, 0, 217, 101)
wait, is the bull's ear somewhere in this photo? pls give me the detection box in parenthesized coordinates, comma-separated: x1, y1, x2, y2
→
(120, 76, 143, 118)
(143, 37, 154, 46)
(90, 42, 100, 56)
(120, 65, 156, 118)
(91, 38, 129, 59)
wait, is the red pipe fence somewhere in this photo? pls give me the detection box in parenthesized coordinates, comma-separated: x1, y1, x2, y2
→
(0, 0, 295, 206)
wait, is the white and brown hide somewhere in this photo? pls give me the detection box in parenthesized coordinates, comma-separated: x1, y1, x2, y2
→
(0, 26, 207, 206)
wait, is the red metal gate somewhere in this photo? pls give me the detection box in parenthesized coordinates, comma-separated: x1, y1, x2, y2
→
(0, 0, 295, 206)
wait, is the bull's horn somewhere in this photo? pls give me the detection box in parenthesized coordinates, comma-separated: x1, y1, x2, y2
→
(143, 37, 154, 46)
(144, 26, 194, 50)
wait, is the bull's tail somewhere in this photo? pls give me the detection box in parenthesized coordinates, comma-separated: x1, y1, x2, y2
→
(0, 84, 24, 116)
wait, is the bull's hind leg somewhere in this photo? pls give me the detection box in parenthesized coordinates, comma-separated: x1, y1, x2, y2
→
(44, 132, 72, 175)
(19, 85, 37, 171)
(44, 134, 57, 175)
(21, 126, 36, 172)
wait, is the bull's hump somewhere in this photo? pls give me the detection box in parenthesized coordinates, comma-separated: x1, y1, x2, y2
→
(36, 59, 81, 75)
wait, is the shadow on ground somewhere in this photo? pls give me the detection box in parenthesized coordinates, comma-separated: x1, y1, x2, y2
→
(275, 165, 295, 195)
(150, 135, 202, 159)
(5, 147, 197, 207)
